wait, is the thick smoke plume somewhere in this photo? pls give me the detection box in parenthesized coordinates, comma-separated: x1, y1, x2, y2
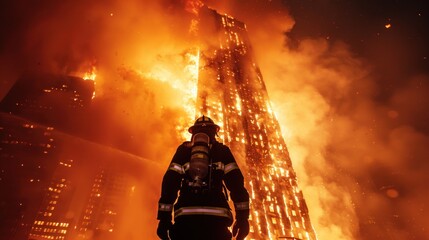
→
(2, 0, 428, 239)
(206, 1, 429, 239)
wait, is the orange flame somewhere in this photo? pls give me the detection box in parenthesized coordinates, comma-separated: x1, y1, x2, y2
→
(140, 48, 200, 140)
(83, 66, 97, 81)
(82, 65, 97, 99)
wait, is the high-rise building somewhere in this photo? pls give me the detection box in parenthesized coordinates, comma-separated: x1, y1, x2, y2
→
(0, 115, 58, 239)
(0, 74, 95, 128)
(195, 7, 317, 239)
(75, 167, 132, 240)
(0, 74, 94, 239)
(28, 158, 75, 240)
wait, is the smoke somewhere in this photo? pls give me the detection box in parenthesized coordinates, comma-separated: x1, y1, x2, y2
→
(257, 38, 362, 239)
(1, 0, 192, 94)
(206, 1, 429, 239)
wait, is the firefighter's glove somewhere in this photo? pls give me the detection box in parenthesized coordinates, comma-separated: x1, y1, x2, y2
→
(157, 220, 172, 240)
(232, 219, 249, 240)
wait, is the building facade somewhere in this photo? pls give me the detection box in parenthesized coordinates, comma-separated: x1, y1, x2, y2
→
(28, 159, 75, 240)
(0, 74, 94, 239)
(0, 115, 58, 239)
(75, 167, 132, 240)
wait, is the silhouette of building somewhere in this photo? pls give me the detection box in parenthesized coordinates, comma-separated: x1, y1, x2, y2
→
(0, 74, 94, 239)
(0, 115, 59, 239)
(75, 167, 132, 240)
(1, 74, 140, 240)
(28, 159, 75, 240)
(196, 7, 317, 239)
(0, 74, 94, 128)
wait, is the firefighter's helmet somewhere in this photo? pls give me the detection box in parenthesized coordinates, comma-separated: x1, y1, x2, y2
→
(188, 116, 220, 134)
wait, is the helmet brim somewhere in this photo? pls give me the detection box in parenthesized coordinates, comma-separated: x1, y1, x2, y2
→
(188, 124, 220, 134)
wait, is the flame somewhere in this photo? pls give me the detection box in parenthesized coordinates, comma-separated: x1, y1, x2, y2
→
(83, 65, 97, 82)
(185, 48, 200, 84)
(180, 48, 200, 139)
(140, 48, 200, 140)
(82, 65, 97, 99)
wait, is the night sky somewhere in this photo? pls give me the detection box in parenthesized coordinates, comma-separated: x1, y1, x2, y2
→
(1, 0, 428, 239)
(287, 0, 429, 96)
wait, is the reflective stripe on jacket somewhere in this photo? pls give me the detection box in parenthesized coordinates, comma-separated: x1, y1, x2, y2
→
(174, 206, 233, 220)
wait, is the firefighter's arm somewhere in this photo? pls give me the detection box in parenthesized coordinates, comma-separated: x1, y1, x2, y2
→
(223, 147, 250, 240)
(222, 147, 250, 220)
(157, 169, 181, 221)
(157, 145, 187, 221)
(224, 169, 250, 220)
(157, 162, 182, 240)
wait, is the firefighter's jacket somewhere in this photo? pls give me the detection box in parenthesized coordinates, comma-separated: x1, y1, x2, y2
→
(157, 141, 250, 224)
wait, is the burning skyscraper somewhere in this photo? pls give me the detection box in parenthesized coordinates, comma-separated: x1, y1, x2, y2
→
(193, 6, 317, 240)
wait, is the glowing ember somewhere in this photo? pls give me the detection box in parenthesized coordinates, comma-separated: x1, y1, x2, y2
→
(385, 23, 392, 29)
(386, 188, 399, 198)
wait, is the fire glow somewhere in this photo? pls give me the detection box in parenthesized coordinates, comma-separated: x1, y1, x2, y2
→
(7, 0, 423, 239)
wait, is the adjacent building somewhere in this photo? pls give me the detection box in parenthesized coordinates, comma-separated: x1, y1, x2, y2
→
(0, 74, 94, 239)
(75, 167, 132, 240)
(0, 73, 140, 240)
(28, 159, 75, 240)
(0, 116, 58, 239)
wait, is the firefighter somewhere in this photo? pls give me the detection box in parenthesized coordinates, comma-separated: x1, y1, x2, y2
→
(157, 116, 250, 240)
